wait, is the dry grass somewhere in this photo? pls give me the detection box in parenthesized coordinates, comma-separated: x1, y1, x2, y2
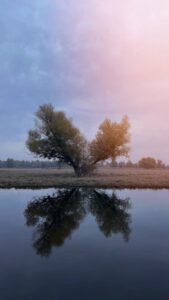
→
(0, 167, 169, 189)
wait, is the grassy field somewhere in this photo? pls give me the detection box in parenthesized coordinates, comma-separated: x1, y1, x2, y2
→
(0, 167, 169, 189)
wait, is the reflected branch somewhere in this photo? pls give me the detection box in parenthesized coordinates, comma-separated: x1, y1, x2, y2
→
(25, 189, 86, 256)
(89, 190, 131, 241)
(25, 189, 132, 256)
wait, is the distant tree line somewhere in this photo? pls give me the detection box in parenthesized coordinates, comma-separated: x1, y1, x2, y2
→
(0, 159, 66, 169)
(104, 157, 167, 169)
(0, 157, 167, 169)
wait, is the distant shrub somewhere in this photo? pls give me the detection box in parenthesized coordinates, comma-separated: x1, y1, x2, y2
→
(138, 157, 165, 169)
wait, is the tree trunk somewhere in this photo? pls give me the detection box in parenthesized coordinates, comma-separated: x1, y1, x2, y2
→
(74, 167, 83, 177)
(73, 164, 95, 177)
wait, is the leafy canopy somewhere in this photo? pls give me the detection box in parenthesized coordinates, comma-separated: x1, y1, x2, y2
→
(90, 116, 130, 164)
(27, 104, 87, 172)
(138, 157, 165, 169)
(27, 104, 130, 176)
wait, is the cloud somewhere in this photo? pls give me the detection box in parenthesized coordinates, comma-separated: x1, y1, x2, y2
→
(0, 0, 169, 162)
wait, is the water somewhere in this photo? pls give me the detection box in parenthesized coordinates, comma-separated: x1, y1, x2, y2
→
(0, 188, 169, 300)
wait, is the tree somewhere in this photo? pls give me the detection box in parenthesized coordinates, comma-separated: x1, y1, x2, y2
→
(138, 157, 166, 169)
(90, 116, 130, 165)
(6, 158, 14, 168)
(157, 159, 165, 169)
(26, 104, 130, 176)
(138, 157, 157, 169)
(126, 160, 134, 168)
(26, 104, 88, 176)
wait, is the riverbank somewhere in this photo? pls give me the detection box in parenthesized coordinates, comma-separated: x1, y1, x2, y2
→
(0, 168, 169, 189)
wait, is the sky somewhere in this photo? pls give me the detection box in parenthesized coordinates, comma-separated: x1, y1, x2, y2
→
(1, 0, 169, 162)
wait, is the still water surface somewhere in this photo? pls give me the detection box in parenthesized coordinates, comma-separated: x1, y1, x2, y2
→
(0, 188, 169, 300)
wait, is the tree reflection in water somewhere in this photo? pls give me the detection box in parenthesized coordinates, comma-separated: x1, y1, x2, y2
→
(25, 189, 132, 256)
(89, 191, 131, 241)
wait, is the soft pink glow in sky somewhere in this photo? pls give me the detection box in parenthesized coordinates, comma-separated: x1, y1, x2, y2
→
(1, 0, 169, 162)
(48, 0, 169, 162)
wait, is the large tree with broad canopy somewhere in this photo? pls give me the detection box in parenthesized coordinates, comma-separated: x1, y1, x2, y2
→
(26, 104, 130, 176)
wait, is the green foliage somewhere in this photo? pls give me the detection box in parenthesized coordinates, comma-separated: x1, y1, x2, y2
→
(26, 104, 130, 176)
(27, 104, 88, 176)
